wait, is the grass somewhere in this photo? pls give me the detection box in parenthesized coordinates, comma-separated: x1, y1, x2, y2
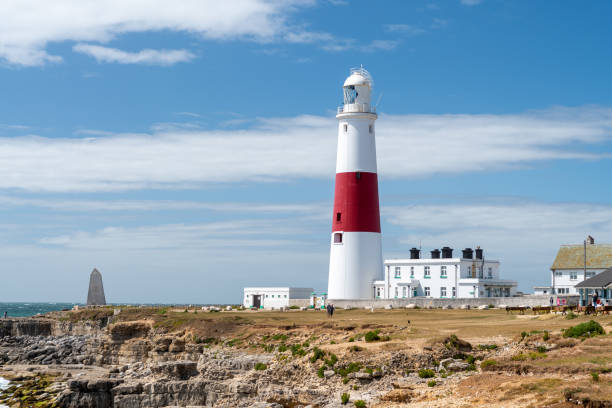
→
(354, 400, 366, 408)
(310, 347, 325, 363)
(418, 368, 435, 378)
(341, 393, 350, 405)
(254, 363, 267, 370)
(591, 372, 599, 382)
(481, 359, 497, 369)
(427, 380, 437, 387)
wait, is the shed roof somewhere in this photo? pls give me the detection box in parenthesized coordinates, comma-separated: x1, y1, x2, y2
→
(550, 244, 612, 270)
(575, 267, 612, 288)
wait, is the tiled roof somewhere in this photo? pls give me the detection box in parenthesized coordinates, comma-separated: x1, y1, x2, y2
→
(575, 267, 612, 288)
(550, 244, 612, 270)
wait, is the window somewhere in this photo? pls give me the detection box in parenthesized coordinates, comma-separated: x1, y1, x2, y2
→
(413, 289, 418, 297)
(467, 266, 471, 276)
(586, 271, 596, 277)
(504, 288, 510, 297)
(424, 266, 431, 278)
(554, 271, 562, 277)
(452, 287, 456, 297)
(478, 266, 483, 279)
(343, 123, 348, 132)
(369, 124, 373, 134)
(376, 287, 382, 298)
(333, 232, 343, 244)
(394, 266, 401, 279)
(424, 287, 430, 297)
(266, 295, 269, 298)
(410, 266, 414, 278)
(284, 295, 287, 298)
(570, 271, 578, 280)
(394, 287, 399, 298)
(336, 212, 341, 222)
(488, 267, 493, 278)
(402, 286, 407, 298)
(440, 266, 447, 278)
(440, 287, 447, 297)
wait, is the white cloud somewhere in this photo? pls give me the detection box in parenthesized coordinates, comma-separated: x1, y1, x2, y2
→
(0, 106, 611, 192)
(384, 24, 426, 35)
(73, 44, 195, 65)
(0, 0, 313, 66)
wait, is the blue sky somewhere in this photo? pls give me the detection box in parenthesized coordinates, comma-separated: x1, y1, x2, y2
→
(1, 0, 612, 303)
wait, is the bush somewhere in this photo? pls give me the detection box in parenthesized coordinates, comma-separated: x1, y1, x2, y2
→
(511, 353, 527, 361)
(349, 345, 363, 352)
(477, 344, 498, 350)
(330, 340, 336, 344)
(343, 377, 350, 384)
(537, 345, 547, 353)
(543, 331, 550, 341)
(529, 352, 546, 360)
(277, 344, 287, 352)
(290, 344, 306, 356)
(317, 366, 325, 378)
(341, 392, 350, 405)
(591, 372, 600, 382)
(418, 369, 435, 378)
(466, 363, 477, 371)
(480, 359, 497, 369)
(302, 341, 310, 348)
(565, 311, 578, 320)
(440, 371, 448, 378)
(289, 305, 300, 309)
(254, 363, 267, 370)
(465, 355, 475, 364)
(364, 330, 381, 342)
(348, 337, 355, 342)
(338, 362, 362, 377)
(520, 331, 528, 340)
(324, 353, 338, 367)
(272, 334, 288, 341)
(427, 380, 437, 387)
(310, 347, 325, 363)
(354, 399, 366, 407)
(563, 320, 605, 338)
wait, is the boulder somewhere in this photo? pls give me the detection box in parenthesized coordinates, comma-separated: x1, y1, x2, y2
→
(405, 304, 417, 309)
(478, 305, 489, 310)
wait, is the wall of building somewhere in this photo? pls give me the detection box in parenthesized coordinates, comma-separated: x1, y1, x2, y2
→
(328, 295, 578, 309)
(551, 269, 604, 294)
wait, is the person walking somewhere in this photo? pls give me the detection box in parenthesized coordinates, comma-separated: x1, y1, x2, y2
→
(329, 303, 335, 319)
(3, 311, 7, 319)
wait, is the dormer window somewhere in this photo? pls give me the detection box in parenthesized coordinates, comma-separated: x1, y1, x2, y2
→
(333, 232, 343, 244)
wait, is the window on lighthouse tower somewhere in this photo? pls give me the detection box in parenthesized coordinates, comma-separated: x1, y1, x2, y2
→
(333, 232, 343, 244)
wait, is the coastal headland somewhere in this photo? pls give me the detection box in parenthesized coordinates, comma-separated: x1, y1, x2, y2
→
(1, 307, 611, 407)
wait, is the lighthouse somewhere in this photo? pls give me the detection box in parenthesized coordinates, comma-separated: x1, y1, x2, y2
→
(328, 67, 383, 300)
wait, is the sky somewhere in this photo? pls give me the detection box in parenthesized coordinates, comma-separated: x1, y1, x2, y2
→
(1, 0, 612, 303)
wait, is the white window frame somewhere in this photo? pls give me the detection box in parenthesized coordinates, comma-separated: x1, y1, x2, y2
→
(402, 286, 407, 298)
(410, 266, 414, 278)
(440, 287, 447, 297)
(452, 287, 456, 297)
(488, 267, 493, 278)
(424, 287, 430, 297)
(440, 265, 447, 277)
(394, 287, 399, 298)
(424, 266, 431, 278)
(570, 271, 578, 280)
(394, 266, 401, 279)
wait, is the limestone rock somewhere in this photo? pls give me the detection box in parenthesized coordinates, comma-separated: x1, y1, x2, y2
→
(86, 268, 106, 306)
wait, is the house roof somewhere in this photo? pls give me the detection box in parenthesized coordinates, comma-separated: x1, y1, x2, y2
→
(575, 267, 612, 289)
(550, 244, 612, 270)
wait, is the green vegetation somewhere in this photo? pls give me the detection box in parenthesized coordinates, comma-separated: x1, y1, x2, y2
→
(254, 362, 267, 370)
(537, 345, 547, 353)
(343, 377, 350, 384)
(354, 399, 366, 407)
(563, 320, 605, 338)
(466, 355, 475, 364)
(481, 359, 497, 369)
(565, 311, 578, 320)
(364, 330, 380, 342)
(418, 368, 435, 378)
(349, 345, 363, 352)
(317, 366, 326, 378)
(591, 372, 600, 382)
(543, 331, 550, 341)
(330, 340, 336, 344)
(324, 353, 338, 367)
(302, 341, 310, 348)
(528, 351, 546, 360)
(427, 380, 437, 387)
(289, 305, 300, 309)
(341, 392, 350, 405)
(310, 347, 325, 363)
(348, 337, 355, 342)
(338, 362, 362, 378)
(520, 331, 528, 340)
(511, 353, 527, 361)
(272, 334, 288, 341)
(477, 344, 498, 350)
(290, 343, 307, 357)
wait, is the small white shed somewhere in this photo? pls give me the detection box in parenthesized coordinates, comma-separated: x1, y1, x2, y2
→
(243, 287, 313, 309)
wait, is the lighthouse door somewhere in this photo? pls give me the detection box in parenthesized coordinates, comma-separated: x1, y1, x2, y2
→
(253, 295, 262, 309)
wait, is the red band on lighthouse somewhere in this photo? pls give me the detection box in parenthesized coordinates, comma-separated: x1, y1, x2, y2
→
(332, 171, 381, 233)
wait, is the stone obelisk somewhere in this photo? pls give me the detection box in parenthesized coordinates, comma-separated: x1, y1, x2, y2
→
(86, 268, 106, 306)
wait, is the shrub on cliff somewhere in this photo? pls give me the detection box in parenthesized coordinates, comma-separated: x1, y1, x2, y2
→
(563, 320, 605, 338)
(418, 369, 435, 378)
(364, 330, 380, 342)
(254, 363, 267, 370)
(341, 392, 350, 404)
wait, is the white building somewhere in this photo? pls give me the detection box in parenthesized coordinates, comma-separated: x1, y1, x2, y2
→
(534, 236, 612, 296)
(378, 247, 517, 299)
(243, 287, 313, 309)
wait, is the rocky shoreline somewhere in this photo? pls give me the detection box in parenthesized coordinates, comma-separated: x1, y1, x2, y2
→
(1, 309, 610, 407)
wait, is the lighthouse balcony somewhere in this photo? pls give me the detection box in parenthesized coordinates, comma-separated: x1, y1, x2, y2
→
(337, 103, 376, 114)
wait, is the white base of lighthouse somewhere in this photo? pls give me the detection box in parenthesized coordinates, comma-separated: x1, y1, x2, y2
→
(328, 231, 383, 299)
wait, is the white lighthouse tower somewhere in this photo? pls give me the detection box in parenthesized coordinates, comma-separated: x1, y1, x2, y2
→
(328, 67, 383, 300)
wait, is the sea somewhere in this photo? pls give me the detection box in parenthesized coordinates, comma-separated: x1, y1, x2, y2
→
(0, 302, 80, 318)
